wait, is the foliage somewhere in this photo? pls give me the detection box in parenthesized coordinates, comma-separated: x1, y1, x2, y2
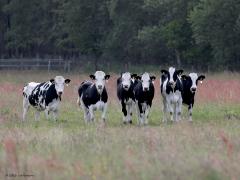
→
(0, 0, 240, 70)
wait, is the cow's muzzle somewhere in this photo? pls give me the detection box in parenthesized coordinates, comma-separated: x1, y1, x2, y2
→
(123, 85, 129, 90)
(143, 87, 149, 91)
(190, 87, 196, 92)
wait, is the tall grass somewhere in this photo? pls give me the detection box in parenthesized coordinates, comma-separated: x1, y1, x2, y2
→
(0, 71, 240, 179)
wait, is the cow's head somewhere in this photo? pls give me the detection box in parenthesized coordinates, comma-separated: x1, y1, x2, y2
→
(90, 71, 110, 94)
(121, 72, 137, 91)
(50, 76, 71, 97)
(182, 73, 205, 93)
(161, 67, 183, 88)
(140, 72, 156, 92)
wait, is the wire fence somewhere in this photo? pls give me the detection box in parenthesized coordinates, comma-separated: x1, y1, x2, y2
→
(0, 59, 71, 72)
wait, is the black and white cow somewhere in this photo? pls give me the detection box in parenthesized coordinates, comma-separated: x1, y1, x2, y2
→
(160, 67, 183, 122)
(133, 72, 156, 125)
(77, 71, 110, 123)
(181, 73, 205, 121)
(117, 72, 138, 124)
(23, 76, 71, 121)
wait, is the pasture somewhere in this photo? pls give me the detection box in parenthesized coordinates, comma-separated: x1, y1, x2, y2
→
(0, 71, 240, 179)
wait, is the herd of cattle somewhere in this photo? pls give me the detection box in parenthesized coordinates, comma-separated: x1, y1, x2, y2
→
(22, 67, 205, 125)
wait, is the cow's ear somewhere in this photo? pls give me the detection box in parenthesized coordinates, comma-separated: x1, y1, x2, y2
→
(131, 74, 137, 79)
(150, 76, 156, 81)
(90, 75, 95, 80)
(136, 76, 141, 80)
(105, 75, 110, 80)
(50, 79, 55, 83)
(161, 69, 168, 75)
(65, 79, 71, 84)
(176, 69, 184, 75)
(181, 75, 188, 80)
(197, 75, 205, 81)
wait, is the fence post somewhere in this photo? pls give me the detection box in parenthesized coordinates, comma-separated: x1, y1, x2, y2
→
(48, 60, 51, 72)
(68, 61, 71, 73)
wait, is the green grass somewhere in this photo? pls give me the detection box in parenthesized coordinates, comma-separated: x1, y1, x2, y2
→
(0, 71, 240, 179)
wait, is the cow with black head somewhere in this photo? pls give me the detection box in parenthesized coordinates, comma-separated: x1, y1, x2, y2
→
(133, 72, 156, 125)
(117, 72, 138, 124)
(181, 73, 205, 121)
(77, 71, 110, 123)
(160, 67, 183, 122)
(23, 76, 71, 121)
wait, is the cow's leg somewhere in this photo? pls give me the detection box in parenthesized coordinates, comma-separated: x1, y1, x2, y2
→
(144, 105, 150, 125)
(176, 98, 182, 122)
(137, 101, 144, 125)
(45, 108, 50, 120)
(101, 103, 108, 122)
(127, 101, 133, 124)
(89, 105, 95, 122)
(167, 100, 174, 121)
(172, 102, 176, 122)
(52, 110, 58, 121)
(121, 101, 127, 124)
(129, 101, 133, 124)
(162, 98, 167, 122)
(188, 104, 193, 122)
(23, 97, 30, 121)
(34, 111, 40, 121)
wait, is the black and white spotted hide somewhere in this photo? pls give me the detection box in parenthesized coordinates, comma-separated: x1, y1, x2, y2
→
(133, 72, 156, 125)
(181, 73, 205, 121)
(160, 67, 183, 122)
(117, 72, 137, 124)
(22, 76, 71, 121)
(77, 71, 110, 123)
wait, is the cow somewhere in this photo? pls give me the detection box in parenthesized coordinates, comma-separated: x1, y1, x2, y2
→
(133, 72, 156, 125)
(77, 71, 110, 123)
(181, 73, 205, 121)
(160, 67, 183, 122)
(23, 76, 71, 121)
(117, 72, 138, 124)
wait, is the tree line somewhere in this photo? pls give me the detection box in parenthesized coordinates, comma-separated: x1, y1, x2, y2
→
(0, 0, 240, 71)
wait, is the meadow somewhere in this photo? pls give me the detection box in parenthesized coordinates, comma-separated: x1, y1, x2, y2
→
(0, 71, 240, 180)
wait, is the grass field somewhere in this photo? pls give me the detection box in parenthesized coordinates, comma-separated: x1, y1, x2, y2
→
(0, 71, 240, 179)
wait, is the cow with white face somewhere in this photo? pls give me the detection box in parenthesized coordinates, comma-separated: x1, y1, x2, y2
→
(23, 76, 71, 121)
(77, 71, 110, 123)
(133, 72, 156, 125)
(160, 67, 183, 122)
(117, 72, 138, 124)
(181, 73, 205, 121)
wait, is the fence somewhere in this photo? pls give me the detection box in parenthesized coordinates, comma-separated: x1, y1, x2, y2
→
(0, 59, 71, 72)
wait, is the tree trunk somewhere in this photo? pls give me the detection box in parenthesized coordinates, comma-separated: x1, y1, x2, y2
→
(175, 49, 181, 68)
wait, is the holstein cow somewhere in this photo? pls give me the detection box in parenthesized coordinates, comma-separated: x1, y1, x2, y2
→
(133, 72, 156, 125)
(23, 76, 71, 121)
(160, 67, 183, 122)
(181, 73, 205, 121)
(77, 71, 110, 123)
(117, 72, 138, 124)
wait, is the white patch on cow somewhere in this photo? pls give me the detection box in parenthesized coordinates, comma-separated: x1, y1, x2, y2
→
(189, 73, 198, 91)
(54, 76, 65, 95)
(169, 67, 175, 84)
(23, 82, 40, 121)
(121, 72, 131, 90)
(141, 72, 150, 91)
(94, 71, 106, 94)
